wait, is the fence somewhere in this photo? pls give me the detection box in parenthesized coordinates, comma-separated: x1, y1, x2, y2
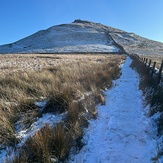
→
(130, 54, 163, 85)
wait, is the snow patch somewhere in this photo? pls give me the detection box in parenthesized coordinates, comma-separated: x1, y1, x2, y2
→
(0, 111, 67, 162)
(17, 112, 67, 146)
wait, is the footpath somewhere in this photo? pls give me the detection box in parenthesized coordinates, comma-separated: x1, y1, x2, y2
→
(70, 56, 157, 163)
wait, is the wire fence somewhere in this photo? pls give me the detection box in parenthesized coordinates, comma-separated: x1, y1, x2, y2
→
(130, 54, 163, 85)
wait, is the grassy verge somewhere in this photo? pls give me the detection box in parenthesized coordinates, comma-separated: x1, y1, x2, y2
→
(130, 54, 163, 115)
(0, 54, 125, 162)
(130, 54, 163, 160)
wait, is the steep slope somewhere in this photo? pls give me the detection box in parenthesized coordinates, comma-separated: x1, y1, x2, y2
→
(0, 19, 163, 55)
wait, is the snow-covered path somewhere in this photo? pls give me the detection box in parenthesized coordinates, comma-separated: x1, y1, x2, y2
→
(70, 56, 157, 163)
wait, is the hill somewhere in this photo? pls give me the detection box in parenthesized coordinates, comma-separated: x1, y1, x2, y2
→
(0, 19, 163, 56)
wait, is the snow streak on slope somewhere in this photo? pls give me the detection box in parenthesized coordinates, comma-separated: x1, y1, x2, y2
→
(69, 57, 157, 163)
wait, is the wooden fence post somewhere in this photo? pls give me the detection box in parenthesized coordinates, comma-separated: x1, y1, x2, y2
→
(141, 57, 143, 62)
(143, 58, 146, 63)
(145, 58, 148, 67)
(157, 60, 163, 84)
(151, 62, 156, 77)
(148, 59, 151, 69)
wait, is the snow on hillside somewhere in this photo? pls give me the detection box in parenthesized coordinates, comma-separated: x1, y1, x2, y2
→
(0, 20, 121, 53)
(109, 31, 163, 56)
(0, 19, 163, 55)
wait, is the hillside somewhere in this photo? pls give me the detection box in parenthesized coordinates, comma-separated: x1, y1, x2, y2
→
(110, 32, 163, 56)
(0, 20, 123, 54)
(0, 19, 163, 55)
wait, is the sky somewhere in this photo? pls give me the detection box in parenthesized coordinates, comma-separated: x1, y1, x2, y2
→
(0, 0, 163, 45)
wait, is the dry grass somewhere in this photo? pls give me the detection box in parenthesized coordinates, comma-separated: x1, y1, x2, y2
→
(0, 53, 125, 162)
(132, 55, 163, 161)
(17, 123, 70, 163)
(130, 54, 163, 136)
(130, 55, 155, 91)
(0, 54, 123, 74)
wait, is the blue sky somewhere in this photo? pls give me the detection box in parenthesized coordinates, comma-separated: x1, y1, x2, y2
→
(0, 0, 163, 45)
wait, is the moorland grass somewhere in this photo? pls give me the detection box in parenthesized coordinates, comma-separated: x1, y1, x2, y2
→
(0, 54, 125, 162)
